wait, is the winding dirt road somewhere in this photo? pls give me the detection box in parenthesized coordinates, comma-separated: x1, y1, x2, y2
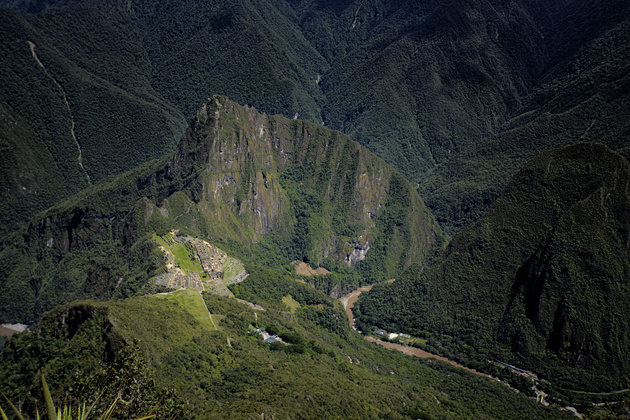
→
(340, 285, 484, 376)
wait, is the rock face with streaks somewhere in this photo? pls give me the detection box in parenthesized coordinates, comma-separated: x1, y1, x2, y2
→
(162, 95, 444, 267)
(0, 95, 444, 324)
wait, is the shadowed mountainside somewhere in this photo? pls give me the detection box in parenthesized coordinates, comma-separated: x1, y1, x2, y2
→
(420, 1, 630, 233)
(3, 0, 630, 237)
(357, 143, 630, 392)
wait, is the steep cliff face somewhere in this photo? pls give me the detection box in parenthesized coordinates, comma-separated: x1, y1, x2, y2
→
(170, 97, 292, 240)
(158, 96, 441, 266)
(0, 95, 443, 324)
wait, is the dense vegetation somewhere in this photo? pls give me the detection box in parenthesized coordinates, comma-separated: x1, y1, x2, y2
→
(420, 2, 630, 233)
(2, 0, 630, 417)
(0, 267, 570, 419)
(357, 143, 630, 395)
(0, 96, 442, 325)
(3, 0, 630, 237)
(0, 0, 326, 236)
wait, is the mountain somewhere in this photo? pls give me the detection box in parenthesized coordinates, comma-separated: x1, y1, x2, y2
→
(293, 0, 550, 176)
(356, 143, 630, 392)
(0, 0, 327, 236)
(1, 1, 629, 416)
(420, 0, 630, 234)
(4, 0, 630, 238)
(0, 95, 443, 325)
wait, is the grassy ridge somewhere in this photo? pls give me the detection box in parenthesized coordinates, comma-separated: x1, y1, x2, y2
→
(154, 289, 216, 331)
(0, 273, 570, 419)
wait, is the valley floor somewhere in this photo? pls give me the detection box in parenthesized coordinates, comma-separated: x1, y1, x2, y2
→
(340, 285, 482, 375)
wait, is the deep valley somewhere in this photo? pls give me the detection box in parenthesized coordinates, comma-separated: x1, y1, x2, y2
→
(2, 0, 630, 418)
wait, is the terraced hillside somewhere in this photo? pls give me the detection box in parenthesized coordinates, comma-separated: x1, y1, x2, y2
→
(153, 232, 247, 296)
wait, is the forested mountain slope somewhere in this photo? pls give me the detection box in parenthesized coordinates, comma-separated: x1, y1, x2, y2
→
(0, 96, 442, 324)
(3, 0, 630, 237)
(0, 280, 569, 419)
(1, 1, 629, 415)
(421, 0, 630, 233)
(0, 0, 327, 236)
(357, 143, 630, 392)
(292, 0, 551, 177)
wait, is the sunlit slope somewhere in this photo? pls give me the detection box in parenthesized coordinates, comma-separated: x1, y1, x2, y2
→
(0, 96, 443, 324)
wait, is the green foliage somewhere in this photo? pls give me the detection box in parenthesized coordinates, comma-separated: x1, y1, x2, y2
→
(0, 304, 181, 419)
(297, 304, 349, 339)
(357, 143, 630, 393)
(0, 0, 328, 234)
(1, 293, 569, 419)
(0, 95, 441, 326)
(1, 2, 629, 417)
(3, 0, 630, 245)
(72, 349, 183, 419)
(229, 264, 332, 309)
(0, 356, 178, 420)
(299, 269, 361, 298)
(355, 172, 414, 282)
(419, 1, 630, 235)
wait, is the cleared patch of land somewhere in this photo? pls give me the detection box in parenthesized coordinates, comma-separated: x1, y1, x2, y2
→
(155, 289, 218, 331)
(0, 326, 17, 337)
(0, 324, 28, 337)
(282, 295, 301, 313)
(293, 261, 330, 276)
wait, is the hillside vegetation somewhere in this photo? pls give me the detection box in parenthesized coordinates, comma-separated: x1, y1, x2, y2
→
(0, 96, 443, 325)
(2, 1, 630, 416)
(420, 2, 630, 233)
(0, 0, 326, 236)
(3, 0, 630, 237)
(0, 270, 570, 419)
(357, 143, 630, 393)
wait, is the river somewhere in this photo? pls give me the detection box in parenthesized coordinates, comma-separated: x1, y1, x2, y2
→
(339, 285, 484, 376)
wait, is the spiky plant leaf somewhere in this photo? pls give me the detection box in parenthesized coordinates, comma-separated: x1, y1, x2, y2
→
(40, 372, 56, 420)
(96, 395, 119, 420)
(0, 391, 25, 420)
(0, 404, 9, 420)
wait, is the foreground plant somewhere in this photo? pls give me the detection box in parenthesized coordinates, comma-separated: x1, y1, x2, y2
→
(1, 372, 156, 420)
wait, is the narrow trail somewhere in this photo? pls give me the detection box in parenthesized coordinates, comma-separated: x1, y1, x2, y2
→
(572, 388, 630, 396)
(28, 40, 91, 186)
(340, 285, 484, 377)
(199, 290, 219, 330)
